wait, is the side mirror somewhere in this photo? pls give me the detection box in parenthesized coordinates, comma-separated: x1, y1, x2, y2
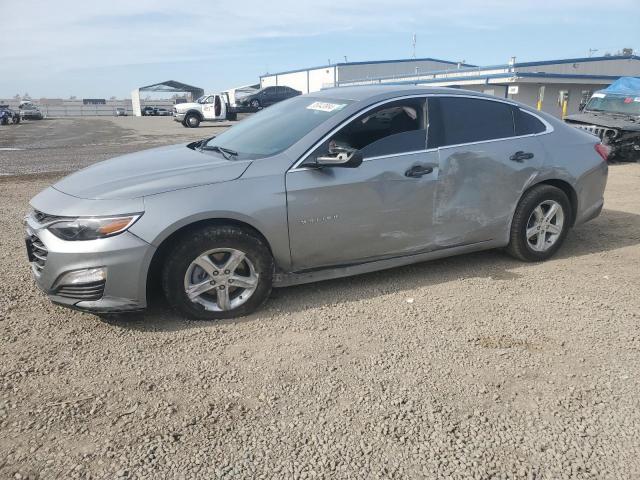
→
(315, 147, 363, 168)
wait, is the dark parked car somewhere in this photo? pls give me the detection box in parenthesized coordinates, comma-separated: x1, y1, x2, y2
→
(141, 106, 157, 116)
(238, 86, 301, 109)
(565, 77, 640, 162)
(0, 105, 20, 125)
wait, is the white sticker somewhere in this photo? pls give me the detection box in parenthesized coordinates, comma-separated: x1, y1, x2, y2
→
(306, 101, 346, 112)
(592, 93, 606, 98)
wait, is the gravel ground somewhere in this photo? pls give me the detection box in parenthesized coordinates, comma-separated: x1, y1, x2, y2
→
(1, 118, 639, 479)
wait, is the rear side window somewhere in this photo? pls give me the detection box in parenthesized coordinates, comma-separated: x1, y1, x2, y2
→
(514, 108, 546, 135)
(428, 97, 515, 147)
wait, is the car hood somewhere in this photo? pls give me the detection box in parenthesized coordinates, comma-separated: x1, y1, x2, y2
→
(565, 112, 640, 131)
(53, 144, 251, 200)
(174, 102, 199, 112)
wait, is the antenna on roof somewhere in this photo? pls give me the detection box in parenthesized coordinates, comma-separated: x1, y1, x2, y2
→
(411, 33, 417, 59)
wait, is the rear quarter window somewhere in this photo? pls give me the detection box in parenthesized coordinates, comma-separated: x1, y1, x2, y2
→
(514, 108, 546, 135)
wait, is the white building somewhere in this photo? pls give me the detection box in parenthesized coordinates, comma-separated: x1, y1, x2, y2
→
(260, 57, 472, 94)
(262, 54, 640, 118)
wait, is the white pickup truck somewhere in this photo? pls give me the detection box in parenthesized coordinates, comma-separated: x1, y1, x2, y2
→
(173, 88, 258, 128)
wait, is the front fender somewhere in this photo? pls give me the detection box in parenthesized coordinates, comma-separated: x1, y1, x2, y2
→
(130, 176, 291, 270)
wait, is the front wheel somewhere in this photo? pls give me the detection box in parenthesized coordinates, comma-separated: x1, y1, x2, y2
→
(184, 113, 200, 128)
(162, 226, 274, 320)
(506, 185, 572, 262)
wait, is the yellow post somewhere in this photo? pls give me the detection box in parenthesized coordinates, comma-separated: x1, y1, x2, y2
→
(537, 86, 545, 111)
(562, 99, 568, 119)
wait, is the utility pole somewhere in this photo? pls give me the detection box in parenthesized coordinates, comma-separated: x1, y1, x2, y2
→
(588, 48, 598, 57)
(411, 33, 416, 59)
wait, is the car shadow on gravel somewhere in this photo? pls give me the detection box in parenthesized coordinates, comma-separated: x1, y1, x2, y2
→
(102, 207, 640, 331)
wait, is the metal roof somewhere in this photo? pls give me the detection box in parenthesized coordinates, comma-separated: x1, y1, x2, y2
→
(260, 57, 475, 78)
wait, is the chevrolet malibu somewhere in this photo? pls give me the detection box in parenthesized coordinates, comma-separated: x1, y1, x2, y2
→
(25, 86, 608, 320)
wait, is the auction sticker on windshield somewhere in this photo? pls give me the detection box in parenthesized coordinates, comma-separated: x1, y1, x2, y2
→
(306, 102, 347, 112)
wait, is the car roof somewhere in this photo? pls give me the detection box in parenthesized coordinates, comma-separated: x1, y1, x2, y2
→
(309, 85, 499, 102)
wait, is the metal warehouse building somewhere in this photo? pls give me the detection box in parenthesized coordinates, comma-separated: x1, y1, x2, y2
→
(263, 54, 640, 118)
(260, 57, 473, 94)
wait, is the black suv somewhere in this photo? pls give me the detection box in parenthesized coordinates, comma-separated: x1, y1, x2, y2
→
(239, 86, 301, 109)
(141, 106, 157, 116)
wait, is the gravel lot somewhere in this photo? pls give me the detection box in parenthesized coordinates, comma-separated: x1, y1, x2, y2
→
(1, 118, 639, 479)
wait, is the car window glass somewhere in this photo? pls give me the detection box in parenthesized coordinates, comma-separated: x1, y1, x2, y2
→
(429, 97, 516, 147)
(310, 98, 427, 161)
(514, 108, 546, 135)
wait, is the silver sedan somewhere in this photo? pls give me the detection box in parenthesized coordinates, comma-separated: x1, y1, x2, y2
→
(25, 86, 608, 319)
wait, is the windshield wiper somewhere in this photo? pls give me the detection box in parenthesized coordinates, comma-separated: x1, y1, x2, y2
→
(201, 145, 238, 160)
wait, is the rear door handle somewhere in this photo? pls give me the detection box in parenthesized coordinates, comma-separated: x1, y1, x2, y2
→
(510, 151, 535, 162)
(405, 165, 433, 178)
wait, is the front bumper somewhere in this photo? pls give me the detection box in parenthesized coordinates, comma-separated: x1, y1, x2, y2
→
(173, 113, 186, 122)
(25, 214, 155, 313)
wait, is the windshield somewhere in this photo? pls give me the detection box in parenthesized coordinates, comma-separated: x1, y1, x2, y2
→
(585, 93, 640, 116)
(203, 96, 352, 159)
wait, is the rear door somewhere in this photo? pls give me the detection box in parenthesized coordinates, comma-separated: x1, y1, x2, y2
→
(428, 96, 548, 247)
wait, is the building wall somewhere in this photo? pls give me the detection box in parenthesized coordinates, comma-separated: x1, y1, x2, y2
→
(337, 60, 461, 83)
(260, 67, 336, 93)
(272, 71, 308, 93)
(516, 57, 640, 77)
(505, 83, 608, 117)
(308, 67, 336, 92)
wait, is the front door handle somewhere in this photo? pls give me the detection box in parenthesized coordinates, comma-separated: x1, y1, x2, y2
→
(510, 151, 535, 162)
(405, 165, 433, 178)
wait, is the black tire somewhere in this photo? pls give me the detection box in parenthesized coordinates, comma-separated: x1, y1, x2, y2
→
(162, 225, 274, 320)
(184, 113, 200, 128)
(506, 184, 572, 262)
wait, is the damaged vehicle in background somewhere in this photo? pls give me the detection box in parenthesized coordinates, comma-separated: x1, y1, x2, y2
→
(18, 100, 44, 120)
(25, 86, 608, 320)
(565, 77, 640, 162)
(0, 105, 21, 125)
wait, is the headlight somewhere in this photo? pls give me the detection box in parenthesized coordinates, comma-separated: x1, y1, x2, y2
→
(47, 214, 141, 241)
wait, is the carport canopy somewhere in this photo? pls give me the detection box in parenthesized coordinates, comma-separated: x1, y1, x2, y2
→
(131, 80, 204, 116)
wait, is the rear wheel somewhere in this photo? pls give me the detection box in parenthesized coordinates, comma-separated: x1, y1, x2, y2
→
(506, 185, 572, 262)
(185, 113, 200, 128)
(162, 226, 274, 320)
(250, 99, 261, 109)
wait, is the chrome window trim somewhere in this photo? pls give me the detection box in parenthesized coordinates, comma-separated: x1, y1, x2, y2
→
(288, 93, 554, 173)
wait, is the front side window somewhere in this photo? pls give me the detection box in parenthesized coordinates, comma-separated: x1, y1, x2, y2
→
(308, 98, 427, 162)
(429, 97, 515, 147)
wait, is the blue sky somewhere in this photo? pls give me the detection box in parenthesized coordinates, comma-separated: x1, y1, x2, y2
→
(0, 0, 638, 98)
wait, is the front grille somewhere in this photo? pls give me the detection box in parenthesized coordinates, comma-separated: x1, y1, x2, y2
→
(56, 280, 106, 300)
(573, 124, 617, 141)
(29, 234, 48, 274)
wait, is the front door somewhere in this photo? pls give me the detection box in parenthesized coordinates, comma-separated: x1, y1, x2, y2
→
(428, 96, 547, 247)
(202, 95, 225, 120)
(286, 97, 439, 270)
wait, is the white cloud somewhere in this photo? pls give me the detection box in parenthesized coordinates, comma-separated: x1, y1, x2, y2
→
(0, 0, 636, 74)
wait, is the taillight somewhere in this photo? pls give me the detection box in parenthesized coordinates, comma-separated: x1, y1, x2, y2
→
(594, 143, 610, 162)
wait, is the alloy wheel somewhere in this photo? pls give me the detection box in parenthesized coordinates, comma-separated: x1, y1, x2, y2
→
(526, 200, 565, 252)
(183, 248, 259, 311)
